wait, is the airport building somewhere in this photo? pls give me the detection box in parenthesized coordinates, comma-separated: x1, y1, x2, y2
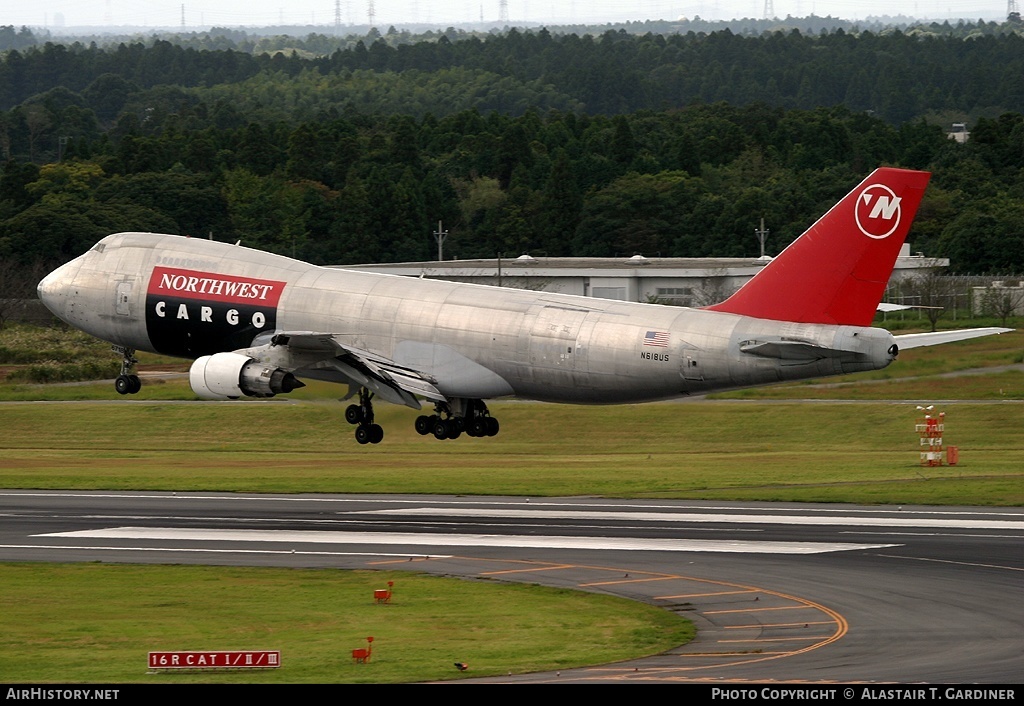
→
(341, 244, 949, 306)
(971, 281, 1024, 316)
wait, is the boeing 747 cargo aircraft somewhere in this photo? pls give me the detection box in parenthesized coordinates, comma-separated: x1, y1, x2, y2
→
(37, 168, 1008, 443)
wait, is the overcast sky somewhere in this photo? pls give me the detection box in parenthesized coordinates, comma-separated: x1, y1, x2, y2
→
(6, 0, 1008, 30)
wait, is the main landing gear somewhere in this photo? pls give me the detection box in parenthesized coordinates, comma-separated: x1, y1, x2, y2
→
(414, 399, 499, 441)
(344, 393, 499, 444)
(112, 345, 141, 395)
(345, 387, 384, 445)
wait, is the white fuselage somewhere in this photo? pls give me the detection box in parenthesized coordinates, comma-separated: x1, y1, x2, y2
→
(38, 232, 896, 404)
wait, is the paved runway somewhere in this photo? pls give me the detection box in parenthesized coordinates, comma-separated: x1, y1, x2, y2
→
(1, 490, 1021, 683)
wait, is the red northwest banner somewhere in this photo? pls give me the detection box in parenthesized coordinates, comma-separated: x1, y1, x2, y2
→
(148, 267, 286, 306)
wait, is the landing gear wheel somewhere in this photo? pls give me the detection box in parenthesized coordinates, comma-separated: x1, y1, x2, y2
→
(115, 375, 131, 395)
(355, 423, 384, 445)
(415, 415, 434, 435)
(432, 419, 449, 440)
(486, 417, 499, 437)
(350, 388, 383, 444)
(112, 346, 140, 395)
(345, 404, 363, 425)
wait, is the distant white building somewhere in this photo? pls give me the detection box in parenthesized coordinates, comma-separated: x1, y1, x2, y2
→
(340, 244, 948, 306)
(948, 122, 970, 143)
(972, 281, 1024, 316)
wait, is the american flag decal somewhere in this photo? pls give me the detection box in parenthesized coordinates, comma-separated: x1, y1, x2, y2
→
(643, 330, 670, 347)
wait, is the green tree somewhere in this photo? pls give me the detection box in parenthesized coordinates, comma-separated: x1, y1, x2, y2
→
(573, 171, 698, 257)
(538, 149, 581, 256)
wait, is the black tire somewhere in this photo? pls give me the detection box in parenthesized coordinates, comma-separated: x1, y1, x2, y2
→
(114, 375, 131, 395)
(128, 375, 142, 394)
(469, 419, 487, 437)
(355, 425, 370, 444)
(368, 424, 384, 444)
(414, 415, 433, 435)
(345, 404, 363, 425)
(432, 420, 449, 440)
(486, 417, 500, 437)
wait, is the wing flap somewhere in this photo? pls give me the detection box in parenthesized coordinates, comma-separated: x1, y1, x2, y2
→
(266, 332, 445, 408)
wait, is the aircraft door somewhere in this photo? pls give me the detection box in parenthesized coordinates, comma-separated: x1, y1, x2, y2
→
(115, 280, 133, 316)
(528, 305, 588, 370)
(681, 352, 703, 381)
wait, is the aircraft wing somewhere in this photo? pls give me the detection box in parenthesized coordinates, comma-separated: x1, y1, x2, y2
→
(262, 332, 445, 408)
(893, 327, 1013, 350)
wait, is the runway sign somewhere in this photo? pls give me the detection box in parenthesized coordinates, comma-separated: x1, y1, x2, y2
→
(148, 650, 280, 670)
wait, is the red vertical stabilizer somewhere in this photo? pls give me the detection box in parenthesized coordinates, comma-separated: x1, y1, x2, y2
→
(706, 167, 931, 326)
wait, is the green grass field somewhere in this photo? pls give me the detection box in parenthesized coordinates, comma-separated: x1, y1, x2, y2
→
(1, 399, 1022, 504)
(0, 565, 693, 683)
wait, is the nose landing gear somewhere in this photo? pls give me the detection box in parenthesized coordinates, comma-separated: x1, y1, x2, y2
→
(112, 345, 141, 395)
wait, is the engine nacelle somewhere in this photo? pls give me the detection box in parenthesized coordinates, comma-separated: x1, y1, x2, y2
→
(189, 352, 304, 400)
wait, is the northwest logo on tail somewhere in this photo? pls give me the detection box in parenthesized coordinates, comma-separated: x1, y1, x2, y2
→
(856, 184, 902, 239)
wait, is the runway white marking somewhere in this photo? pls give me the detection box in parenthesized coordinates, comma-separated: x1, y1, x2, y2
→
(5, 491, 1022, 519)
(360, 508, 1024, 530)
(0, 543, 447, 558)
(38, 527, 897, 554)
(876, 553, 1024, 572)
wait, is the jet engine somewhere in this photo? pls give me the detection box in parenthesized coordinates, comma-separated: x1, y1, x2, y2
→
(189, 352, 304, 400)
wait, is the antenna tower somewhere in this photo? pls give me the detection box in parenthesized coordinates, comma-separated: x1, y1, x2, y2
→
(181, 4, 186, 29)
(335, 0, 341, 29)
(755, 218, 770, 258)
(1009, 0, 1021, 20)
(434, 221, 449, 261)
(368, 0, 376, 26)
(499, 0, 509, 23)
(763, 0, 775, 19)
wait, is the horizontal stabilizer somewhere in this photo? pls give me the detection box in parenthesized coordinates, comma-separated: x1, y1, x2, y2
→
(894, 327, 1013, 350)
(877, 302, 941, 312)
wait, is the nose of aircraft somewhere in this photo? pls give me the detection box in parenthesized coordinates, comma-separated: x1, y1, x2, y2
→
(37, 260, 79, 320)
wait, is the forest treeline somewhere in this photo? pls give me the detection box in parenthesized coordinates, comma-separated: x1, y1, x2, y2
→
(3, 23, 1024, 119)
(0, 24, 1023, 276)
